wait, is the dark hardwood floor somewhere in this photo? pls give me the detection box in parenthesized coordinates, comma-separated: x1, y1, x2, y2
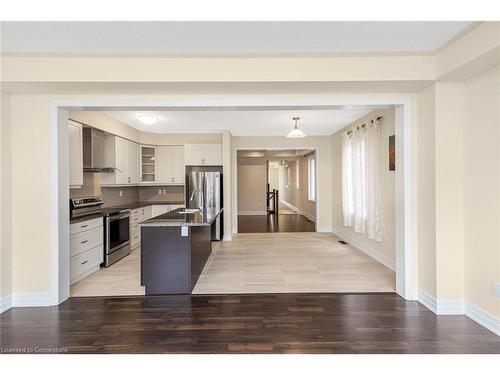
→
(238, 214, 316, 233)
(1, 293, 498, 354)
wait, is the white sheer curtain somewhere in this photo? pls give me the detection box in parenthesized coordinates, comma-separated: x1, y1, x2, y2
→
(341, 119, 384, 241)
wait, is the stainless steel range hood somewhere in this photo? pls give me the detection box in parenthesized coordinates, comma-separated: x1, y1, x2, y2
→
(82, 127, 117, 173)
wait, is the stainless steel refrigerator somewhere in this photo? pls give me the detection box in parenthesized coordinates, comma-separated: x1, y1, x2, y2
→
(185, 166, 223, 240)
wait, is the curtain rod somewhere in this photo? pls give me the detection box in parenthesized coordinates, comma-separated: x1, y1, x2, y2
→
(346, 116, 383, 135)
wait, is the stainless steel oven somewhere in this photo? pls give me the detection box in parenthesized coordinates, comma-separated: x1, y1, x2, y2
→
(104, 209, 131, 267)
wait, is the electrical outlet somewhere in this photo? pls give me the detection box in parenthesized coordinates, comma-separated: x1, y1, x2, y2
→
(181, 226, 188, 236)
(493, 282, 500, 298)
(119, 190, 123, 197)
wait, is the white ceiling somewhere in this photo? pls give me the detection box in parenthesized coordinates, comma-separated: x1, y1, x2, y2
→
(1, 21, 472, 54)
(103, 107, 381, 135)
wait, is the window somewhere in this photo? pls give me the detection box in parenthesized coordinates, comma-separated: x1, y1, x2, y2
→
(308, 154, 316, 202)
(341, 120, 384, 241)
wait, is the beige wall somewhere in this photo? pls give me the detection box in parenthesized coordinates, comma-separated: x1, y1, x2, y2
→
(3, 55, 436, 83)
(1, 92, 13, 309)
(331, 108, 396, 266)
(416, 85, 437, 297)
(232, 136, 331, 232)
(434, 83, 465, 300)
(10, 95, 54, 296)
(237, 157, 267, 214)
(462, 65, 500, 317)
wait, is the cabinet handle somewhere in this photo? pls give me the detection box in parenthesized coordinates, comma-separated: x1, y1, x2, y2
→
(81, 240, 88, 244)
(81, 260, 88, 265)
(81, 225, 87, 228)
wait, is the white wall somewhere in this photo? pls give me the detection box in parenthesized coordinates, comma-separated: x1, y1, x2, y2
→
(237, 157, 267, 214)
(331, 108, 396, 268)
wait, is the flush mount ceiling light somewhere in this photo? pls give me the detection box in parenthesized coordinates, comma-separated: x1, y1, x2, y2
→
(136, 113, 158, 125)
(286, 117, 307, 139)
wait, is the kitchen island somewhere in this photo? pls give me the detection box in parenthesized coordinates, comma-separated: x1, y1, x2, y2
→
(139, 207, 223, 295)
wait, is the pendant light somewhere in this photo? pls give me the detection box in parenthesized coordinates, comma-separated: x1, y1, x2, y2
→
(286, 117, 306, 139)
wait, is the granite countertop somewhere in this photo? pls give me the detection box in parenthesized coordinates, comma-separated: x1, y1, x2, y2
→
(104, 201, 185, 211)
(70, 213, 104, 224)
(140, 207, 223, 227)
(70, 201, 185, 223)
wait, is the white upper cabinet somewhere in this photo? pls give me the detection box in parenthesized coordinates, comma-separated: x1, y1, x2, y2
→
(173, 145, 185, 183)
(185, 144, 222, 166)
(140, 145, 157, 183)
(114, 136, 129, 184)
(69, 120, 83, 187)
(101, 135, 140, 185)
(127, 141, 139, 184)
(157, 145, 185, 184)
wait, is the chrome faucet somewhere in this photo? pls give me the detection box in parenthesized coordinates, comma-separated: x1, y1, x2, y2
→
(189, 188, 204, 211)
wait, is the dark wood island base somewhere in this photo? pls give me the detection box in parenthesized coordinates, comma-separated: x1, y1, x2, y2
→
(141, 225, 211, 294)
(140, 207, 222, 295)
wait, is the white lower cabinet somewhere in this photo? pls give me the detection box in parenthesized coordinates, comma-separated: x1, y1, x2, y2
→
(70, 217, 103, 285)
(130, 204, 184, 249)
(130, 205, 154, 249)
(151, 205, 170, 217)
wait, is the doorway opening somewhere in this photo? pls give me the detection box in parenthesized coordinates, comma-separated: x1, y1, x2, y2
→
(237, 149, 317, 233)
(53, 100, 412, 304)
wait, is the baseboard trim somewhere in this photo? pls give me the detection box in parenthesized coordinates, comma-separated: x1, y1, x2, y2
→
(417, 289, 464, 315)
(301, 211, 317, 223)
(11, 293, 52, 307)
(417, 290, 499, 336)
(238, 211, 267, 216)
(332, 229, 395, 271)
(465, 301, 500, 336)
(0, 294, 12, 314)
(417, 289, 437, 314)
(279, 199, 299, 213)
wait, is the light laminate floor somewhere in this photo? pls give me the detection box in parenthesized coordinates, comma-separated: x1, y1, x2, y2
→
(193, 233, 395, 294)
(71, 233, 395, 297)
(70, 247, 145, 297)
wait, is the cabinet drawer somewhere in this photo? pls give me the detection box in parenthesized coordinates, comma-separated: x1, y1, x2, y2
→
(70, 245, 103, 285)
(70, 217, 102, 235)
(70, 226, 103, 257)
(131, 232, 141, 248)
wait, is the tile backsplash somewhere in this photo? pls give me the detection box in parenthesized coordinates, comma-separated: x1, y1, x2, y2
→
(139, 185, 185, 204)
(70, 172, 185, 207)
(101, 186, 139, 207)
(70, 172, 101, 198)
